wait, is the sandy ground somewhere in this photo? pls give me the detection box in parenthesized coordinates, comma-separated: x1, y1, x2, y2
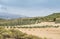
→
(4, 22, 60, 39)
(16, 28, 60, 39)
(20, 22, 60, 27)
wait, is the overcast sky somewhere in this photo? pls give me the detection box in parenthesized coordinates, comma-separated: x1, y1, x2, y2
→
(0, 0, 60, 17)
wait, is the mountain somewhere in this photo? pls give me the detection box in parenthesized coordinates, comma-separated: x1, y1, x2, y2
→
(0, 13, 26, 19)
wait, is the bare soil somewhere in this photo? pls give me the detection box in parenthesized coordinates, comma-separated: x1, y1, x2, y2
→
(17, 28, 60, 39)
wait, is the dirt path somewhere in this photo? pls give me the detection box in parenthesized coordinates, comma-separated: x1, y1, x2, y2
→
(16, 28, 60, 39)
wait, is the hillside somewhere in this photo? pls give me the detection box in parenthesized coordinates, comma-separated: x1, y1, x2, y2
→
(46, 13, 60, 18)
(44, 13, 60, 22)
(0, 13, 60, 26)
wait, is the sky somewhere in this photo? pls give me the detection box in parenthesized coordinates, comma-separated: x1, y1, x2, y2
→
(0, 0, 60, 17)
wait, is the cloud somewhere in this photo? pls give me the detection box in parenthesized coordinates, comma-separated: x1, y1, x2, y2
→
(0, 0, 48, 7)
(0, 0, 60, 17)
(0, 5, 2, 8)
(0, 0, 60, 8)
(0, 5, 60, 17)
(0, 0, 47, 3)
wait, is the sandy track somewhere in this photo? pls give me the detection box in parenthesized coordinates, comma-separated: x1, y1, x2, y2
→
(16, 28, 60, 39)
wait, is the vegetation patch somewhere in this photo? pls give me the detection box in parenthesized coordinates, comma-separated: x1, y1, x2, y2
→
(0, 27, 47, 39)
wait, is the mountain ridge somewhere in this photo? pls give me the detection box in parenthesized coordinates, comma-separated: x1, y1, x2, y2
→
(0, 12, 26, 19)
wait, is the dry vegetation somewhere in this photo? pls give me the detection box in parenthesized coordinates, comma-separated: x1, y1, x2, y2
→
(0, 27, 44, 39)
(0, 13, 60, 39)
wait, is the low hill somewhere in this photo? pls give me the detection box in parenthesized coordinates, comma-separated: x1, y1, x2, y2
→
(0, 13, 60, 26)
(44, 13, 60, 22)
(46, 13, 60, 18)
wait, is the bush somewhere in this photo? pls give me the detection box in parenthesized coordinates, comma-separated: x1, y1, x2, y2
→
(0, 28, 44, 39)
